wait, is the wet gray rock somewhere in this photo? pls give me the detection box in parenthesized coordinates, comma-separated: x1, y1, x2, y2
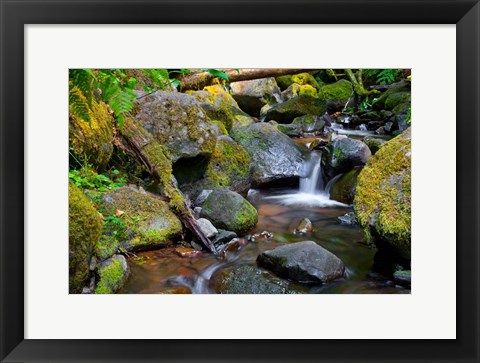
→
(230, 77, 282, 116)
(212, 229, 238, 246)
(196, 218, 218, 238)
(195, 190, 213, 206)
(322, 137, 371, 179)
(134, 91, 217, 162)
(231, 123, 307, 187)
(257, 241, 345, 284)
(338, 212, 357, 225)
(277, 114, 326, 137)
(263, 95, 327, 123)
(210, 264, 302, 294)
(200, 189, 258, 233)
(293, 218, 313, 234)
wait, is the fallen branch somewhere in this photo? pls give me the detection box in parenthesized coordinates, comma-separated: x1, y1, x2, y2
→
(178, 68, 311, 91)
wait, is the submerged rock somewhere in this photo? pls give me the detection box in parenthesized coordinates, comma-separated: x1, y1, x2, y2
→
(69, 183, 103, 293)
(322, 137, 371, 179)
(231, 123, 306, 187)
(354, 128, 411, 259)
(134, 91, 217, 162)
(249, 230, 274, 243)
(263, 95, 326, 123)
(94, 187, 183, 259)
(293, 218, 313, 234)
(257, 241, 345, 284)
(337, 212, 357, 225)
(200, 189, 258, 233)
(212, 229, 238, 246)
(210, 264, 301, 294)
(95, 255, 130, 294)
(230, 77, 282, 116)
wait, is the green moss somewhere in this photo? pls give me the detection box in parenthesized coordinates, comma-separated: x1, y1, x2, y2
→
(234, 202, 258, 231)
(354, 128, 411, 258)
(372, 84, 410, 110)
(205, 139, 251, 189)
(291, 73, 319, 89)
(319, 79, 353, 103)
(298, 84, 319, 98)
(364, 138, 385, 155)
(69, 87, 114, 170)
(385, 92, 411, 110)
(330, 168, 361, 204)
(95, 187, 183, 257)
(95, 258, 126, 294)
(69, 182, 103, 293)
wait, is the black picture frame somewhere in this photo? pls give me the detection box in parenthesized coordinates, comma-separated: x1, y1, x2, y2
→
(1, 0, 479, 362)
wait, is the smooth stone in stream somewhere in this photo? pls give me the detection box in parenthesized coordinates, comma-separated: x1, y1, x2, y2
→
(257, 241, 345, 284)
(196, 218, 218, 238)
(175, 247, 202, 258)
(337, 212, 357, 225)
(210, 264, 302, 294)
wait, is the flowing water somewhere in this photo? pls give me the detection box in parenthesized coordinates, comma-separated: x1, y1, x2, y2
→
(120, 145, 408, 294)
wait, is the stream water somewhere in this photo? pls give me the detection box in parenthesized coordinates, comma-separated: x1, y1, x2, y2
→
(120, 143, 408, 294)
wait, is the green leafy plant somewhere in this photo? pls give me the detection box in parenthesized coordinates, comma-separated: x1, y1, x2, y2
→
(363, 69, 401, 86)
(69, 166, 126, 191)
(358, 96, 372, 111)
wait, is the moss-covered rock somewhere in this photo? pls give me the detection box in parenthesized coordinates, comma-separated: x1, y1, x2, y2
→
(69, 182, 103, 293)
(319, 79, 354, 111)
(354, 128, 411, 259)
(133, 91, 217, 162)
(200, 188, 258, 233)
(69, 87, 114, 170)
(95, 255, 130, 294)
(94, 186, 183, 259)
(276, 114, 325, 137)
(276, 73, 319, 91)
(189, 85, 255, 132)
(372, 83, 410, 110)
(330, 167, 362, 204)
(230, 77, 282, 116)
(385, 92, 411, 110)
(231, 123, 306, 187)
(263, 95, 327, 123)
(174, 137, 252, 198)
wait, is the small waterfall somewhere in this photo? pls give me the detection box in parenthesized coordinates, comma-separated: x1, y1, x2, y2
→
(265, 150, 348, 207)
(299, 151, 324, 194)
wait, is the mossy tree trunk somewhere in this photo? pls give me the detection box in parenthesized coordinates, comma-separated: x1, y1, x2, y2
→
(178, 68, 311, 91)
(116, 118, 217, 254)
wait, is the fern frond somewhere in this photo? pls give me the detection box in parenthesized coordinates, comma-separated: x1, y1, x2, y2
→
(69, 69, 95, 108)
(69, 86, 91, 125)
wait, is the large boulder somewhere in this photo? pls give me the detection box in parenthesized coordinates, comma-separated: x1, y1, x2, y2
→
(69, 183, 103, 293)
(354, 128, 411, 259)
(319, 79, 354, 112)
(230, 77, 282, 116)
(257, 241, 345, 284)
(95, 255, 130, 294)
(276, 72, 319, 91)
(263, 95, 327, 123)
(210, 264, 301, 294)
(134, 91, 217, 162)
(200, 188, 258, 233)
(189, 85, 254, 132)
(94, 187, 183, 259)
(372, 82, 410, 110)
(231, 123, 306, 187)
(173, 136, 252, 198)
(69, 87, 114, 170)
(322, 136, 371, 179)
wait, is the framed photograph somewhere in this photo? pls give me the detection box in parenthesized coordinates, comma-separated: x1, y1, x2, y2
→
(1, 0, 479, 362)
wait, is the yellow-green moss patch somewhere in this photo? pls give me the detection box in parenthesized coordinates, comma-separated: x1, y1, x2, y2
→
(69, 182, 103, 293)
(354, 128, 411, 258)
